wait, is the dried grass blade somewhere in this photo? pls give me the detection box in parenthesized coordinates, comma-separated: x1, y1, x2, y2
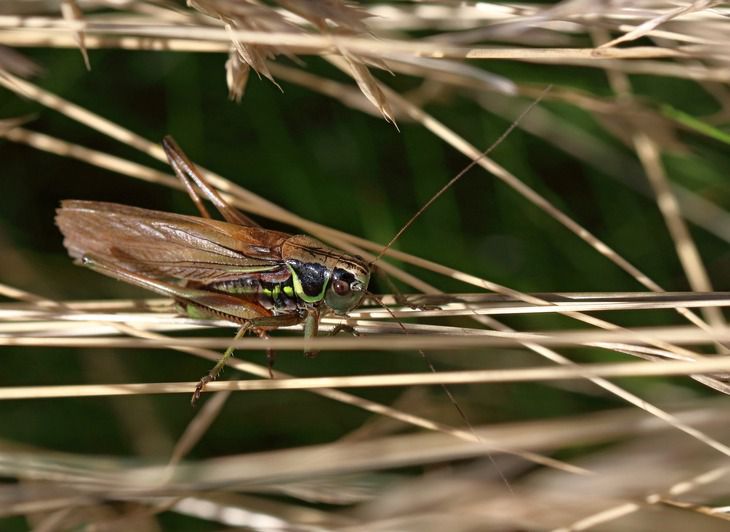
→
(338, 52, 395, 124)
(600, 0, 720, 48)
(1, 283, 575, 475)
(4, 357, 730, 399)
(60, 0, 89, 70)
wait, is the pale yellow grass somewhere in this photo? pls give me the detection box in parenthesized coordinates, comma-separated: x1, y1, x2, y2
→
(1, 1, 729, 530)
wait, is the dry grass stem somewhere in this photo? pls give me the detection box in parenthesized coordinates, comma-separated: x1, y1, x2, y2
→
(4, 356, 730, 401)
(2, 0, 729, 529)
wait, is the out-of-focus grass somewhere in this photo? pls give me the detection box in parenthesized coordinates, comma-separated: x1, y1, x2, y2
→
(0, 1, 729, 530)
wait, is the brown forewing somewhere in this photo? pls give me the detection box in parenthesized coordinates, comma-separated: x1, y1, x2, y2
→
(56, 200, 291, 282)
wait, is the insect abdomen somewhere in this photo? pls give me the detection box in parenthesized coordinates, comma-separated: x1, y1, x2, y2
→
(209, 276, 299, 314)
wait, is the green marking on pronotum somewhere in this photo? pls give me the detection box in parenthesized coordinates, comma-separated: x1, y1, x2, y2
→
(286, 263, 329, 304)
(283, 285, 294, 297)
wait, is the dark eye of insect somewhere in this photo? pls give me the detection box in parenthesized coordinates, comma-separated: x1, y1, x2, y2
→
(333, 279, 350, 296)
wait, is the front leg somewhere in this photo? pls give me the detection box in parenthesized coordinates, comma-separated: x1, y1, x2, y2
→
(393, 292, 442, 312)
(303, 308, 320, 358)
(330, 323, 360, 337)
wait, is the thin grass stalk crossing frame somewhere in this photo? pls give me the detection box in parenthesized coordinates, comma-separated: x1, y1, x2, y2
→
(1, 1, 729, 529)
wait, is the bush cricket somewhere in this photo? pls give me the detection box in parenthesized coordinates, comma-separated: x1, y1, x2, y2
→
(56, 136, 370, 403)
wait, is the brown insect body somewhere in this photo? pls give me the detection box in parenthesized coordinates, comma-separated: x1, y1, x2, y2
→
(55, 136, 370, 401)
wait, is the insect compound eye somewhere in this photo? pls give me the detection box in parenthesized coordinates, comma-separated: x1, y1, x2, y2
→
(333, 279, 351, 296)
(325, 267, 366, 315)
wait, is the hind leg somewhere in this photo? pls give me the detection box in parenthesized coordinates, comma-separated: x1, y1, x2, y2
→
(192, 324, 249, 405)
(191, 312, 304, 405)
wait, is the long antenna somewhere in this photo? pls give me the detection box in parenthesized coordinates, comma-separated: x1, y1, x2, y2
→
(373, 85, 553, 265)
(366, 290, 514, 493)
(364, 87, 553, 493)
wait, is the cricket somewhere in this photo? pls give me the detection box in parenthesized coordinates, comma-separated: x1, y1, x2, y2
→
(55, 136, 371, 403)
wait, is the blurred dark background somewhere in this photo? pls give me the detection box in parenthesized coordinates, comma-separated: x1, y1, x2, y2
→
(0, 41, 728, 483)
